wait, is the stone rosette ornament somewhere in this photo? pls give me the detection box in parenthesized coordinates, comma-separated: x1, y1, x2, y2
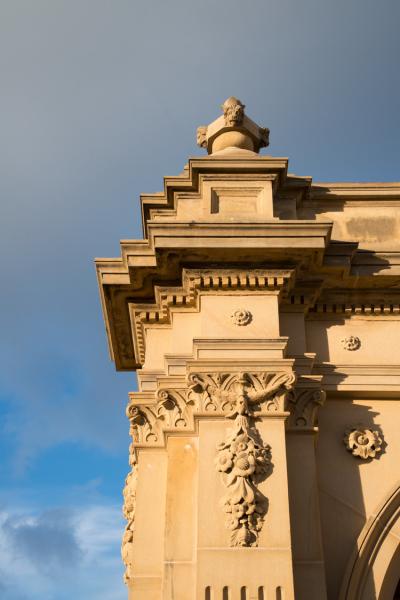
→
(341, 335, 361, 351)
(231, 308, 252, 326)
(344, 426, 382, 459)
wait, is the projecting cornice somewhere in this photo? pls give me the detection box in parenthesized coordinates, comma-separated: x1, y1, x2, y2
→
(310, 182, 400, 201)
(96, 131, 400, 371)
(140, 155, 314, 234)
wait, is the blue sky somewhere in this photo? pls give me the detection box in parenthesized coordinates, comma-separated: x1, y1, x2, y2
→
(0, 1, 399, 598)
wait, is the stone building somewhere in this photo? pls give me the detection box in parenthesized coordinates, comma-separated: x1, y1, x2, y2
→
(96, 99, 400, 600)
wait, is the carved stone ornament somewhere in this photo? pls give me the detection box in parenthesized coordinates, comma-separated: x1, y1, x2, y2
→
(287, 387, 326, 428)
(214, 371, 295, 547)
(127, 370, 296, 448)
(341, 335, 361, 351)
(121, 444, 137, 584)
(196, 125, 207, 148)
(222, 96, 245, 126)
(344, 426, 383, 459)
(126, 371, 295, 548)
(230, 308, 252, 326)
(127, 388, 192, 445)
(195, 98, 270, 154)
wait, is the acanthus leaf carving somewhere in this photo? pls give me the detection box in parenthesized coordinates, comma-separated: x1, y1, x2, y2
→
(287, 388, 326, 428)
(127, 370, 296, 448)
(155, 388, 192, 429)
(186, 372, 238, 413)
(127, 404, 160, 444)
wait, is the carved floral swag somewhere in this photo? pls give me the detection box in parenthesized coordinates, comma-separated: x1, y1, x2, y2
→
(122, 369, 296, 580)
(212, 372, 295, 546)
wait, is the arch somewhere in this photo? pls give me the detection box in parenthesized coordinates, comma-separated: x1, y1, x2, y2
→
(339, 483, 400, 600)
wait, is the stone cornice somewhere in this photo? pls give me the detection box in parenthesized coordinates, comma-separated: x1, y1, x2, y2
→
(140, 155, 294, 234)
(315, 363, 400, 392)
(95, 151, 400, 372)
(130, 269, 295, 366)
(309, 181, 400, 202)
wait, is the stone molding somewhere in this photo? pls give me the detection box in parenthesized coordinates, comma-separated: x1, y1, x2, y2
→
(339, 484, 400, 600)
(310, 302, 400, 316)
(130, 268, 295, 365)
(314, 363, 400, 392)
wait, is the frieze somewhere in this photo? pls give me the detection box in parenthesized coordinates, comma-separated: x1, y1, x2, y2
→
(127, 370, 296, 448)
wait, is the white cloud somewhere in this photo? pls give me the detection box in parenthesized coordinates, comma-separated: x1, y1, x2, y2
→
(0, 502, 126, 600)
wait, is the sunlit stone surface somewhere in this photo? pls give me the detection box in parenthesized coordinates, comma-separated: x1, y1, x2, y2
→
(96, 99, 400, 600)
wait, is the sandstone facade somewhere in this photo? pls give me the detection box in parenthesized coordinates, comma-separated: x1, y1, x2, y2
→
(96, 99, 400, 600)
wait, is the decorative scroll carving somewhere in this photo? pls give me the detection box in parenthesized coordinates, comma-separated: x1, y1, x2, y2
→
(230, 308, 252, 326)
(287, 388, 326, 428)
(214, 371, 295, 546)
(126, 388, 193, 445)
(122, 444, 137, 584)
(341, 336, 361, 351)
(344, 426, 383, 459)
(127, 371, 295, 448)
(127, 404, 160, 444)
(154, 388, 193, 429)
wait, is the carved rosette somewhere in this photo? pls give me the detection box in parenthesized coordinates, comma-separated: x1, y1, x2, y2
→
(230, 308, 252, 326)
(341, 335, 361, 351)
(214, 371, 295, 546)
(344, 426, 383, 459)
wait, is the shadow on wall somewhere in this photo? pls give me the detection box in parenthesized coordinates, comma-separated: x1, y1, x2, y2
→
(317, 398, 386, 600)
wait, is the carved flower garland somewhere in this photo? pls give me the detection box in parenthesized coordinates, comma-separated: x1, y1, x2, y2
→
(216, 420, 271, 546)
(344, 426, 382, 459)
(121, 445, 137, 583)
(214, 372, 295, 547)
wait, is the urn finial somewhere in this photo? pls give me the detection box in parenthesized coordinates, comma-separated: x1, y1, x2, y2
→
(197, 97, 269, 155)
